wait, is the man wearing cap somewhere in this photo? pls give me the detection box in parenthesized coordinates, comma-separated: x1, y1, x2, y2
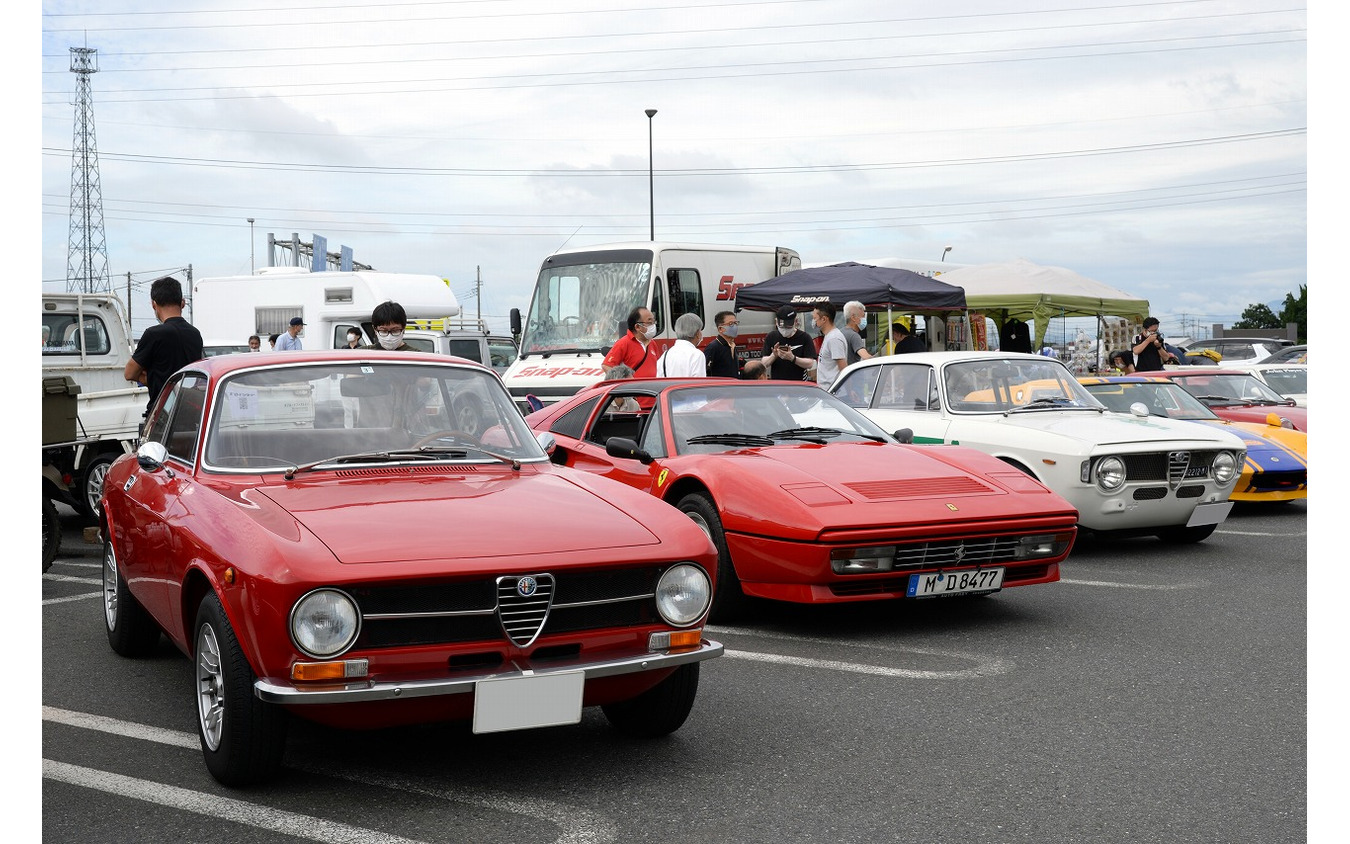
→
(888, 321, 926, 355)
(276, 316, 305, 350)
(761, 305, 817, 381)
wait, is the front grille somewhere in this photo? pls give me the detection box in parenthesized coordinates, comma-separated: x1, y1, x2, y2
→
(1121, 450, 1218, 484)
(892, 535, 1024, 571)
(349, 566, 665, 651)
(1251, 468, 1307, 490)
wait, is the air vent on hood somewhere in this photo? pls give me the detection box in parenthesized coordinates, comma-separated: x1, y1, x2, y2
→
(845, 477, 993, 500)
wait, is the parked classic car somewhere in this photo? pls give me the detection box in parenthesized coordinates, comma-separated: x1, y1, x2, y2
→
(98, 351, 724, 786)
(1079, 376, 1307, 504)
(525, 378, 1080, 620)
(1176, 337, 1295, 364)
(1135, 368, 1308, 431)
(830, 352, 1247, 543)
(1223, 362, 1307, 406)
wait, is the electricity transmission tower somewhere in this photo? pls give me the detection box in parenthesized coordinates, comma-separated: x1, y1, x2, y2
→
(67, 46, 111, 293)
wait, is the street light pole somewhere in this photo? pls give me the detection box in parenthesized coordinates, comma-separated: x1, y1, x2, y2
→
(248, 218, 256, 274)
(941, 245, 952, 262)
(645, 109, 657, 241)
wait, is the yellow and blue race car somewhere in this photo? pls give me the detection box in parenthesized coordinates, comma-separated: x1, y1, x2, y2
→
(1079, 375, 1306, 503)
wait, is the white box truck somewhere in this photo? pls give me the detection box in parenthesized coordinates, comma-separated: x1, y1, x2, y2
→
(502, 241, 801, 411)
(190, 267, 461, 353)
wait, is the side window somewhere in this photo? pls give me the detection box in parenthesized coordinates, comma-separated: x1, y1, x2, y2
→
(162, 375, 207, 463)
(640, 404, 666, 458)
(335, 323, 362, 348)
(876, 364, 936, 411)
(549, 396, 602, 440)
(448, 338, 484, 363)
(42, 313, 111, 356)
(833, 366, 880, 408)
(1222, 343, 1254, 360)
(666, 268, 703, 322)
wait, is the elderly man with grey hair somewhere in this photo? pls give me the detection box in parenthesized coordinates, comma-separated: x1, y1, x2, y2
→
(655, 313, 706, 377)
(840, 300, 873, 366)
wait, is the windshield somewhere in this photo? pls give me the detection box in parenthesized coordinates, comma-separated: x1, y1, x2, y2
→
(1082, 380, 1217, 421)
(520, 257, 652, 355)
(203, 360, 546, 472)
(1256, 367, 1306, 396)
(1171, 372, 1293, 405)
(665, 383, 892, 455)
(943, 358, 1103, 412)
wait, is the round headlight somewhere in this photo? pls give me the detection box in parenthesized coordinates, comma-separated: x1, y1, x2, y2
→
(1212, 450, 1239, 484)
(1095, 456, 1126, 491)
(291, 588, 360, 658)
(655, 564, 711, 626)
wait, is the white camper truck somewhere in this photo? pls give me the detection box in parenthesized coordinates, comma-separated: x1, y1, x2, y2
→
(502, 241, 801, 411)
(191, 267, 460, 352)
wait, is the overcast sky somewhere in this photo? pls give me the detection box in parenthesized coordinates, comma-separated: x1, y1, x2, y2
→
(38, 0, 1311, 342)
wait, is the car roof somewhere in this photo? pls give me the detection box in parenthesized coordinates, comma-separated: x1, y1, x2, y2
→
(187, 348, 490, 376)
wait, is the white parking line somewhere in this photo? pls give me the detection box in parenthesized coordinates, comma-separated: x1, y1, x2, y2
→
(709, 625, 1011, 678)
(1216, 529, 1306, 537)
(44, 759, 429, 844)
(43, 573, 101, 585)
(1058, 578, 1204, 590)
(43, 707, 617, 844)
(43, 592, 101, 606)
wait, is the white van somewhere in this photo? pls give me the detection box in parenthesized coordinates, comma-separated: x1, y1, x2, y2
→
(502, 241, 801, 411)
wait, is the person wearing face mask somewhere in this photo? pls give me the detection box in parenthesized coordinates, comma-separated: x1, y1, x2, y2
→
(361, 300, 420, 351)
(840, 301, 874, 366)
(704, 310, 740, 377)
(601, 306, 659, 378)
(762, 305, 817, 381)
(344, 328, 363, 349)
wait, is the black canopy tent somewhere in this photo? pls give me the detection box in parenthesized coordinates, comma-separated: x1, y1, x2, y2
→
(735, 262, 968, 313)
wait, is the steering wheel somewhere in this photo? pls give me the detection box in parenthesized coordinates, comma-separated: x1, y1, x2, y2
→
(412, 430, 477, 449)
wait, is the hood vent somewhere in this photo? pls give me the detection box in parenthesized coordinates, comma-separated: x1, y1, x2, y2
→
(845, 477, 992, 500)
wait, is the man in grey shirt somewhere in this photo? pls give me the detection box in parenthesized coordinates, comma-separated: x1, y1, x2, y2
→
(840, 301, 873, 366)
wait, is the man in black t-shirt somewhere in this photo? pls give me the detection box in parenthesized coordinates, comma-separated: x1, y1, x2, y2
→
(1131, 317, 1176, 371)
(125, 276, 204, 413)
(761, 305, 818, 380)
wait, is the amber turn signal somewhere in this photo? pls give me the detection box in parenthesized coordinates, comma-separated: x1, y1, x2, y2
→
(291, 659, 369, 682)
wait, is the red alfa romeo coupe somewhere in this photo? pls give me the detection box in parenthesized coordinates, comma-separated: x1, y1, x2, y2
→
(99, 351, 723, 786)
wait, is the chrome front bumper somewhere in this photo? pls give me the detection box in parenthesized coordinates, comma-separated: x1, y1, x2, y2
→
(254, 639, 723, 705)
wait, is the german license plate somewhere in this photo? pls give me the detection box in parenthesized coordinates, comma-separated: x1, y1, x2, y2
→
(472, 670, 584, 734)
(906, 567, 1005, 598)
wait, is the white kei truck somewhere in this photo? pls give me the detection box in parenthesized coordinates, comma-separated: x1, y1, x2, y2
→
(42, 292, 149, 566)
(502, 241, 802, 412)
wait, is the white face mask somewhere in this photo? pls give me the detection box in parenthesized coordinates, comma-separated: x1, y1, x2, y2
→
(377, 331, 404, 350)
(348, 334, 361, 345)
(779, 324, 797, 338)
(642, 323, 658, 340)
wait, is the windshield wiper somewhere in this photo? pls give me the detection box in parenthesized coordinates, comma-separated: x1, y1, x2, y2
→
(1005, 396, 1097, 414)
(767, 426, 844, 443)
(685, 433, 775, 447)
(284, 445, 520, 479)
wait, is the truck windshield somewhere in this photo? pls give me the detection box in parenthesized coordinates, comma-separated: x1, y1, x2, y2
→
(520, 257, 652, 356)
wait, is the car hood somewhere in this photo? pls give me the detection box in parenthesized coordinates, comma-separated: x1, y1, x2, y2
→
(952, 408, 1240, 449)
(255, 471, 661, 564)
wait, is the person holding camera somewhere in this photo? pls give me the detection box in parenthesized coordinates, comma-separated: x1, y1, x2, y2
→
(1131, 317, 1177, 371)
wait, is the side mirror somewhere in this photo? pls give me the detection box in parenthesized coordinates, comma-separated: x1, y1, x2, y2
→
(510, 308, 522, 336)
(136, 440, 168, 471)
(892, 428, 914, 444)
(1128, 402, 1151, 418)
(606, 437, 654, 465)
(534, 431, 556, 455)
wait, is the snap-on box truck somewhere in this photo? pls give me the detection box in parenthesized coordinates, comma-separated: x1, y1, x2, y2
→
(191, 267, 460, 353)
(502, 241, 801, 412)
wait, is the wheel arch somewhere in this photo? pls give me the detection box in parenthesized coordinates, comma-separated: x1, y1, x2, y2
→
(996, 455, 1042, 481)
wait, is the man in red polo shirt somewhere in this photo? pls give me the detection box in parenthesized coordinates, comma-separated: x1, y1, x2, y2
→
(602, 306, 659, 378)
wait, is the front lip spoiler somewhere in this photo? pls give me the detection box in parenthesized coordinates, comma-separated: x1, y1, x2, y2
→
(254, 639, 723, 705)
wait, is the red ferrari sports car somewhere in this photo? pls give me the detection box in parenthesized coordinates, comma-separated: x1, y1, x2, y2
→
(99, 351, 723, 785)
(1135, 369, 1307, 432)
(526, 378, 1080, 619)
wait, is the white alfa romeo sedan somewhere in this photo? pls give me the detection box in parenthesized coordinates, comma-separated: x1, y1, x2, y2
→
(830, 352, 1247, 543)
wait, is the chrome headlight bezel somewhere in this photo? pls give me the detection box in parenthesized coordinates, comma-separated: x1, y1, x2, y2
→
(655, 564, 712, 627)
(1211, 450, 1240, 485)
(1094, 456, 1127, 491)
(290, 587, 361, 659)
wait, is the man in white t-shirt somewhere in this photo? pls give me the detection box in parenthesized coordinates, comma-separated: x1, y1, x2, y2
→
(656, 313, 706, 377)
(812, 303, 848, 391)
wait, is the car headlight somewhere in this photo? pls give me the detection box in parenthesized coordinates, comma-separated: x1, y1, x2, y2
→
(830, 545, 896, 573)
(1094, 456, 1127, 491)
(290, 588, 361, 658)
(1011, 533, 1075, 560)
(1211, 450, 1240, 485)
(655, 564, 711, 626)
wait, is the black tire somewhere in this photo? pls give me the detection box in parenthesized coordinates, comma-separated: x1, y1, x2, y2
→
(676, 492, 745, 622)
(194, 593, 288, 786)
(76, 453, 118, 520)
(103, 541, 162, 657)
(1157, 523, 1218, 544)
(42, 496, 60, 573)
(601, 662, 700, 738)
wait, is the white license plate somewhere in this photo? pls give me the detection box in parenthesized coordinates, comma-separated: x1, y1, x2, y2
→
(906, 567, 1005, 598)
(1186, 501, 1233, 527)
(472, 670, 585, 734)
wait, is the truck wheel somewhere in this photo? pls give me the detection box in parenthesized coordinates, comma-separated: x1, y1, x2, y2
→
(77, 453, 118, 520)
(43, 497, 60, 572)
(195, 593, 288, 786)
(103, 541, 162, 657)
(601, 663, 700, 738)
(676, 492, 745, 622)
